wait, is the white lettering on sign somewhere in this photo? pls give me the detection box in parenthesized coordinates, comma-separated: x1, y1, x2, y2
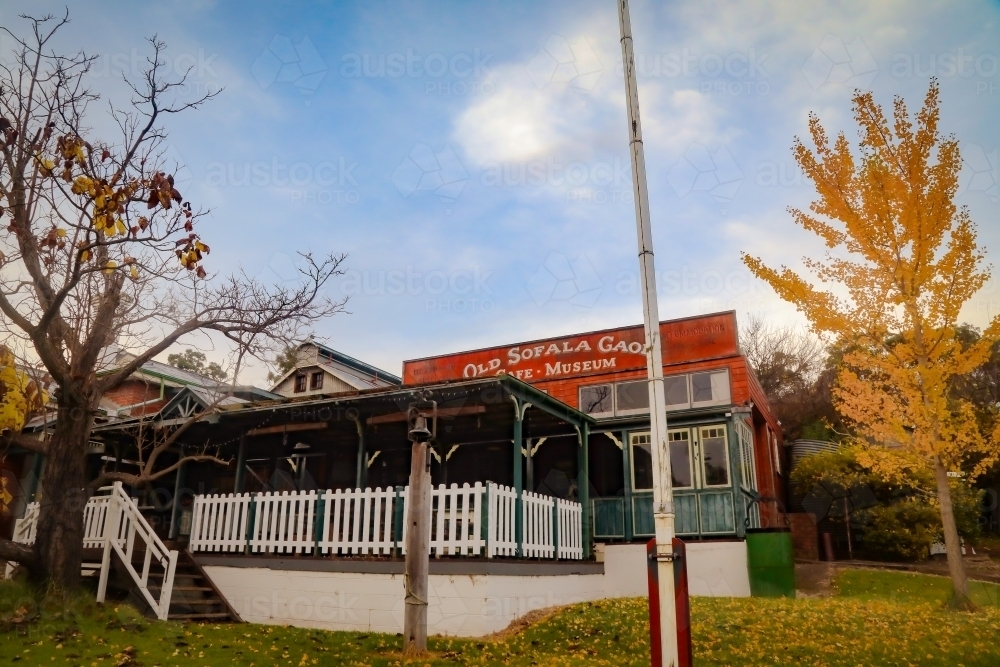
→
(598, 335, 644, 354)
(507, 340, 594, 365)
(459, 334, 644, 379)
(544, 358, 617, 377)
(462, 358, 502, 378)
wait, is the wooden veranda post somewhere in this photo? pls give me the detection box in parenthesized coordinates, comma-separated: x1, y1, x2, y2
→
(512, 397, 524, 557)
(234, 434, 248, 493)
(578, 422, 591, 558)
(403, 405, 434, 653)
(169, 461, 187, 540)
(350, 412, 367, 489)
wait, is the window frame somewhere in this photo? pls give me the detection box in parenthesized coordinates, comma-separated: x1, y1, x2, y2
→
(580, 368, 732, 418)
(310, 370, 324, 390)
(293, 374, 307, 393)
(628, 431, 653, 491)
(663, 374, 691, 410)
(668, 428, 695, 490)
(579, 383, 615, 418)
(615, 379, 651, 416)
(690, 369, 731, 408)
(735, 418, 757, 492)
(697, 424, 732, 488)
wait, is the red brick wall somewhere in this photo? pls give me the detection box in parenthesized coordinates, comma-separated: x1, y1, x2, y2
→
(104, 380, 166, 416)
(788, 513, 819, 561)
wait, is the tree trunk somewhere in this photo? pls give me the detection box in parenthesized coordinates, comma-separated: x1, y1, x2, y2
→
(933, 457, 972, 608)
(30, 396, 93, 590)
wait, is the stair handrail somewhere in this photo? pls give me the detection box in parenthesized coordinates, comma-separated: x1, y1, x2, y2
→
(95, 482, 178, 620)
(2, 502, 41, 579)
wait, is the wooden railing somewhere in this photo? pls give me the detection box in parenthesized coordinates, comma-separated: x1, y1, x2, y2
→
(190, 483, 583, 560)
(4, 484, 178, 621)
(95, 483, 178, 620)
(3, 503, 40, 578)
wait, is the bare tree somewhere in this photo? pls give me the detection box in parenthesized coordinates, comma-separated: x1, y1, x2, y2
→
(739, 314, 835, 440)
(0, 13, 346, 588)
(739, 314, 825, 400)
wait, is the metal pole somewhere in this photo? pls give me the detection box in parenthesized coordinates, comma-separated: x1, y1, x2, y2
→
(403, 439, 431, 653)
(615, 0, 679, 664)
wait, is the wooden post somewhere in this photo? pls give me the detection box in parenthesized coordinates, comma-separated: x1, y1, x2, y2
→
(622, 429, 634, 541)
(96, 484, 121, 604)
(525, 438, 534, 492)
(24, 453, 43, 503)
(512, 404, 524, 558)
(351, 414, 367, 489)
(234, 434, 247, 493)
(578, 422, 591, 558)
(403, 440, 431, 653)
(168, 460, 186, 540)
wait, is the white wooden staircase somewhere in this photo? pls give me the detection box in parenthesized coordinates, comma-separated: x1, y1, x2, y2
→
(6, 483, 179, 620)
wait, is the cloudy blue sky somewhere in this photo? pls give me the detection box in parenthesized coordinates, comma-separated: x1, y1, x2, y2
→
(3, 0, 998, 382)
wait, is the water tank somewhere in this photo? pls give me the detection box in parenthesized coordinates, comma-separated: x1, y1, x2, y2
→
(789, 439, 839, 468)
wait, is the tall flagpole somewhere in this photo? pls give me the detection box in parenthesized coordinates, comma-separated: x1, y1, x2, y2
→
(615, 1, 679, 664)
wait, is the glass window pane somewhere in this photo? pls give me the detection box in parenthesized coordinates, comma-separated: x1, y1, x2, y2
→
(580, 385, 613, 415)
(691, 372, 713, 403)
(669, 431, 693, 489)
(631, 432, 653, 490)
(663, 375, 689, 408)
(700, 426, 730, 487)
(710, 371, 730, 403)
(616, 381, 650, 414)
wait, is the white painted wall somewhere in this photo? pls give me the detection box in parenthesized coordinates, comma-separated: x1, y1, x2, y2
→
(601, 541, 750, 598)
(685, 541, 750, 597)
(205, 566, 605, 637)
(204, 541, 749, 637)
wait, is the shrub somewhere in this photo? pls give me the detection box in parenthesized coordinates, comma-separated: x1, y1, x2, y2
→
(856, 499, 941, 561)
(791, 446, 983, 561)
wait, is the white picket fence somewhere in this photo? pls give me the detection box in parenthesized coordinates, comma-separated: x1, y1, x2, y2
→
(189, 482, 582, 560)
(487, 484, 517, 557)
(401, 483, 485, 557)
(320, 486, 397, 556)
(522, 491, 555, 558)
(556, 496, 584, 560)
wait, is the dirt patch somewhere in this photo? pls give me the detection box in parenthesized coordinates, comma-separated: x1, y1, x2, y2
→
(796, 562, 835, 598)
(483, 606, 563, 641)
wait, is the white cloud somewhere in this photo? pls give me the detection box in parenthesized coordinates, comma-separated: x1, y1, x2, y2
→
(452, 25, 733, 170)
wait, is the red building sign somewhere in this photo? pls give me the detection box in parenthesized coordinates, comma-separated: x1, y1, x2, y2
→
(403, 312, 739, 385)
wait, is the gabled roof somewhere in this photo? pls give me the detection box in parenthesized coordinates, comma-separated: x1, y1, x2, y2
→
(158, 386, 249, 419)
(97, 349, 279, 400)
(308, 341, 401, 385)
(269, 341, 401, 392)
(123, 358, 226, 389)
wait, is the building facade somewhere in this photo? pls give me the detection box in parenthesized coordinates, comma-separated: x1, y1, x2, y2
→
(403, 311, 785, 542)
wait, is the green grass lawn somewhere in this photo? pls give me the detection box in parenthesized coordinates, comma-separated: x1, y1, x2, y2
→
(1, 569, 998, 666)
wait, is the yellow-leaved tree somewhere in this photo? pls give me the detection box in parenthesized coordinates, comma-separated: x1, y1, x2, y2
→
(0, 346, 45, 433)
(743, 81, 998, 607)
